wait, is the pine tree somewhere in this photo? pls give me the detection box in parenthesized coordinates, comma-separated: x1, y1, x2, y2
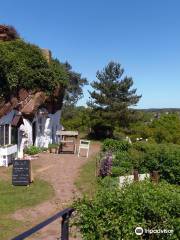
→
(88, 61, 141, 128)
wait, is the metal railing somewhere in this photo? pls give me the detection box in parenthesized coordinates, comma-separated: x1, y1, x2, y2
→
(11, 208, 74, 240)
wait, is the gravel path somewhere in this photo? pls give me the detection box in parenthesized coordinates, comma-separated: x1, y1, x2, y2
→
(12, 142, 100, 240)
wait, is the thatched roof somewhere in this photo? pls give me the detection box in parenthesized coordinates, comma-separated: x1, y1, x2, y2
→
(0, 87, 65, 120)
(0, 24, 19, 41)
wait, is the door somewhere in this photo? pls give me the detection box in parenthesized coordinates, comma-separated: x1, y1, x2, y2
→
(32, 121, 36, 145)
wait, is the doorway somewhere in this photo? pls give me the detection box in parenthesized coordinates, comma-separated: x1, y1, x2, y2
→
(32, 121, 36, 145)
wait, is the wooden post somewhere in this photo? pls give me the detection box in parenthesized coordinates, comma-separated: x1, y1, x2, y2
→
(29, 160, 34, 183)
(151, 171, 159, 184)
(133, 170, 139, 181)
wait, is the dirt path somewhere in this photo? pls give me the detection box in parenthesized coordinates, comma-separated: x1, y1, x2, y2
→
(12, 142, 100, 240)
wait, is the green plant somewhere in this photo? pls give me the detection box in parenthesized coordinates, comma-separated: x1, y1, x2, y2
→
(73, 181, 180, 240)
(111, 142, 180, 184)
(48, 143, 59, 149)
(151, 114, 180, 144)
(102, 138, 131, 152)
(0, 39, 68, 99)
(133, 143, 180, 184)
(40, 147, 48, 152)
(24, 146, 42, 155)
(61, 105, 91, 131)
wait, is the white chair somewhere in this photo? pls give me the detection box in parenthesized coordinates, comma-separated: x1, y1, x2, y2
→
(78, 140, 90, 158)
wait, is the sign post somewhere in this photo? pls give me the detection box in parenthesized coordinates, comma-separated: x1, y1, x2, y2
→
(12, 160, 32, 186)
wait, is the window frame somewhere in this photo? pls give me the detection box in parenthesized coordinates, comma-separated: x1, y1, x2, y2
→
(0, 124, 10, 146)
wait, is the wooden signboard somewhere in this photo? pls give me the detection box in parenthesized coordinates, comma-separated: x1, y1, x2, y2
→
(12, 160, 32, 186)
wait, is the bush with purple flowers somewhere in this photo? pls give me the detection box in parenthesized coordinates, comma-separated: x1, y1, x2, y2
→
(99, 152, 113, 177)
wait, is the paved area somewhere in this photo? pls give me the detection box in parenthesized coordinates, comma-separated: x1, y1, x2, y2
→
(12, 142, 100, 240)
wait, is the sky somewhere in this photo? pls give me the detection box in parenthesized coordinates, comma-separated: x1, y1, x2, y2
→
(1, 0, 180, 109)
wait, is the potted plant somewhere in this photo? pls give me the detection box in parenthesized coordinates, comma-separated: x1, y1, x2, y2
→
(48, 143, 59, 154)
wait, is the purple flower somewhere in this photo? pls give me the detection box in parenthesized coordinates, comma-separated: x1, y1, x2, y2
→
(99, 152, 113, 177)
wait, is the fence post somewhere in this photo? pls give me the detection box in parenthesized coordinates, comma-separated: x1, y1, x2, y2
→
(151, 171, 159, 184)
(133, 169, 139, 181)
(61, 211, 72, 240)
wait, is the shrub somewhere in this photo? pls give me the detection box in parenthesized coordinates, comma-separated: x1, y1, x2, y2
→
(24, 146, 43, 155)
(151, 113, 180, 144)
(133, 143, 180, 184)
(102, 139, 131, 152)
(111, 151, 133, 176)
(99, 152, 113, 177)
(90, 123, 113, 140)
(73, 181, 180, 240)
(0, 39, 68, 99)
(110, 141, 180, 184)
(48, 143, 59, 149)
(113, 127, 126, 140)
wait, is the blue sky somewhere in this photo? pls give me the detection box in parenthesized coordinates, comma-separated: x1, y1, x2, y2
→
(1, 0, 180, 108)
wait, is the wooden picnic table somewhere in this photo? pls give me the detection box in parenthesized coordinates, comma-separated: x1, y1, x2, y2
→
(56, 131, 78, 154)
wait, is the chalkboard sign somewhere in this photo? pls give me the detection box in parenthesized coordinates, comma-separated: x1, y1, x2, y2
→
(12, 160, 30, 186)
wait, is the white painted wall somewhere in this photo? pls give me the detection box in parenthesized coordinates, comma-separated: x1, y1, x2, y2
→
(119, 173, 150, 188)
(0, 108, 62, 159)
(18, 123, 29, 158)
(34, 109, 62, 148)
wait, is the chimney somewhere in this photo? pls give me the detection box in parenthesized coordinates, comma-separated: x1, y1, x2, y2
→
(0, 25, 9, 41)
(41, 48, 51, 63)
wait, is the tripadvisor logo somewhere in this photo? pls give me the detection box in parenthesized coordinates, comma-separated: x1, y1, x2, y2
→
(135, 227, 143, 235)
(135, 227, 174, 236)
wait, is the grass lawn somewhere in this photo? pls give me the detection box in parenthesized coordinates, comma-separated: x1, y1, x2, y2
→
(0, 173, 54, 240)
(75, 155, 99, 197)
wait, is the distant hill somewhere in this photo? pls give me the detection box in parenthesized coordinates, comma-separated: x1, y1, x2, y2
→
(136, 108, 180, 113)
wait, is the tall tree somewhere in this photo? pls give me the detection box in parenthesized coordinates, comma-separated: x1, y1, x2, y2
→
(63, 62, 88, 105)
(88, 61, 141, 128)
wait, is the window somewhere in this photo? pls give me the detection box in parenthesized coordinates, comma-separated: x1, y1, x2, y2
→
(11, 127, 18, 145)
(0, 125, 4, 145)
(0, 124, 10, 146)
(5, 124, 9, 145)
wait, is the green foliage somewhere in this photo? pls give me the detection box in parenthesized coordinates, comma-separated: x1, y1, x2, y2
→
(89, 122, 113, 139)
(151, 114, 180, 144)
(133, 143, 180, 184)
(73, 180, 180, 240)
(111, 151, 133, 176)
(112, 126, 126, 140)
(129, 113, 180, 144)
(88, 61, 141, 129)
(102, 138, 131, 152)
(48, 143, 59, 148)
(63, 62, 88, 105)
(129, 122, 154, 140)
(24, 146, 44, 155)
(0, 39, 68, 99)
(108, 140, 180, 184)
(61, 105, 91, 131)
